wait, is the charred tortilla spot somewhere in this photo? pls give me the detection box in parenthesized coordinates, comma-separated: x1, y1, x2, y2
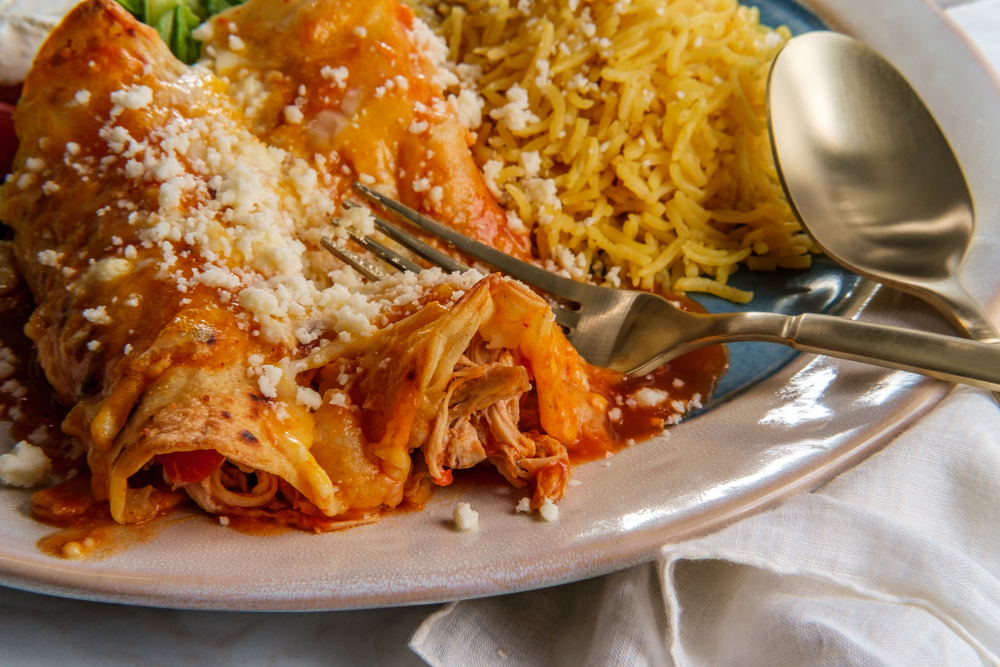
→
(406, 370, 417, 382)
(239, 430, 259, 445)
(221, 410, 231, 419)
(191, 325, 218, 345)
(246, 393, 266, 419)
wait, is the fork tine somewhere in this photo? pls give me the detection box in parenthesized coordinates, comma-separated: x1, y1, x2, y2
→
(343, 200, 469, 274)
(347, 230, 423, 273)
(320, 236, 389, 282)
(551, 306, 579, 330)
(352, 182, 592, 302)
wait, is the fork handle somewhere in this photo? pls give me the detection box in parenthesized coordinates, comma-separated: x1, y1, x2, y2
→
(761, 312, 1000, 391)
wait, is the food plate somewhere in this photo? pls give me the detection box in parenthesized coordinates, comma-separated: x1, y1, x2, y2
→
(1, 0, 999, 610)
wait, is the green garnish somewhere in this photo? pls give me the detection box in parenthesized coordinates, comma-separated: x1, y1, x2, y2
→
(115, 0, 246, 64)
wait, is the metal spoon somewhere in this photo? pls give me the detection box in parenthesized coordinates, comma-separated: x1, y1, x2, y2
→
(767, 31, 1000, 348)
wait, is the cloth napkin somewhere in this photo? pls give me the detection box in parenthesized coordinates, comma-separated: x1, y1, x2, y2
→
(411, 385, 1000, 666)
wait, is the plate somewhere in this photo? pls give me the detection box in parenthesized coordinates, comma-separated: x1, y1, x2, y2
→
(1, 0, 999, 611)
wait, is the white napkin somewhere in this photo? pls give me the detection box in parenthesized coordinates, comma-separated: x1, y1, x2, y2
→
(410, 386, 1000, 666)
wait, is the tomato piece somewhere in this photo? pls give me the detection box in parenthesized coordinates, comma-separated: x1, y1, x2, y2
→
(0, 102, 16, 178)
(156, 450, 226, 484)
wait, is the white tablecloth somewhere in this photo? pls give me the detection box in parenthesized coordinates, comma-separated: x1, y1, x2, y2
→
(2, 1, 999, 665)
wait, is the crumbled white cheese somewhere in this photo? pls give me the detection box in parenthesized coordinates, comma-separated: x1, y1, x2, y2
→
(27, 425, 49, 445)
(447, 89, 483, 129)
(228, 35, 245, 51)
(283, 105, 304, 124)
(520, 150, 541, 178)
(86, 257, 133, 282)
(0, 441, 51, 488)
(82, 305, 112, 325)
(296, 385, 323, 410)
(338, 206, 376, 236)
(604, 266, 622, 288)
(515, 497, 531, 513)
(110, 84, 154, 117)
(1, 379, 26, 399)
(539, 498, 559, 521)
(481, 159, 504, 198)
(15, 173, 35, 190)
(633, 387, 670, 407)
(320, 65, 349, 89)
(192, 23, 214, 42)
(489, 84, 539, 131)
(453, 502, 479, 530)
(257, 364, 283, 398)
(505, 210, 527, 234)
(73, 89, 91, 106)
(523, 177, 561, 210)
(37, 249, 63, 267)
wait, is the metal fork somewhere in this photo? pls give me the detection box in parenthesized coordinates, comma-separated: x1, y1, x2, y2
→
(322, 181, 1000, 390)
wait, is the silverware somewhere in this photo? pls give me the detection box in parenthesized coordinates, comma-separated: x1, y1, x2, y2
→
(319, 181, 1000, 391)
(767, 31, 999, 346)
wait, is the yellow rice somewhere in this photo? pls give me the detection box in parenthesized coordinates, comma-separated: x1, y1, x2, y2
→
(434, 0, 817, 303)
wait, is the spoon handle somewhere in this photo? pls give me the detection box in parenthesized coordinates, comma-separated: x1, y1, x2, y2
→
(789, 314, 1000, 390)
(709, 311, 1000, 391)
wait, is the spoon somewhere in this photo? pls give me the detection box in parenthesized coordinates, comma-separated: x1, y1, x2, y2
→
(766, 31, 1000, 349)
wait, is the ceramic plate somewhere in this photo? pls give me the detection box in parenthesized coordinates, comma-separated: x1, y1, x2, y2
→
(1, 0, 998, 610)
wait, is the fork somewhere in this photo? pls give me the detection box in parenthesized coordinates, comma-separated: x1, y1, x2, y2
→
(322, 181, 1000, 391)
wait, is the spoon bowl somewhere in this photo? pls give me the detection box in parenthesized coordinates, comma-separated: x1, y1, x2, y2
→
(767, 31, 999, 344)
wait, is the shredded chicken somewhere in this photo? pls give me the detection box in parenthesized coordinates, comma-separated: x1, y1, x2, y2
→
(424, 335, 570, 506)
(183, 462, 279, 513)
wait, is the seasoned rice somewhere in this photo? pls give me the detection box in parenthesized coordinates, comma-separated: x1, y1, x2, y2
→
(433, 0, 817, 303)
